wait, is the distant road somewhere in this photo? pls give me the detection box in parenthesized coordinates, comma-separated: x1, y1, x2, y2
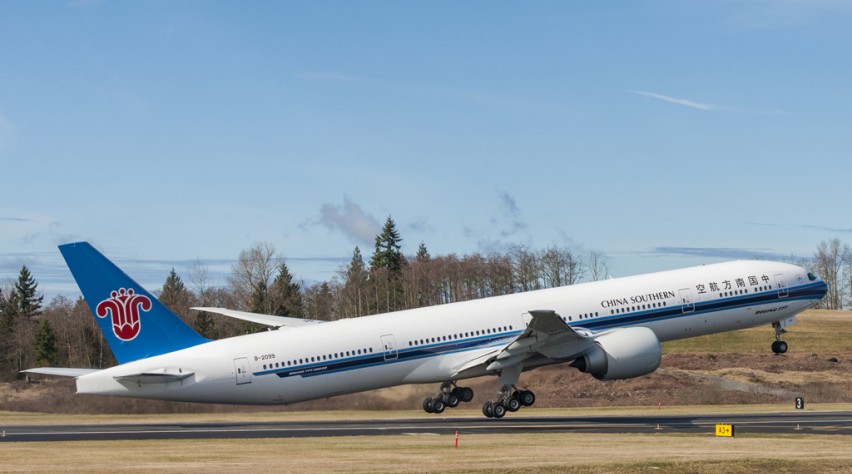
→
(3, 412, 850, 442)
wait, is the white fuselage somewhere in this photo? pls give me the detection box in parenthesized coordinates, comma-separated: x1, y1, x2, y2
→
(75, 260, 826, 404)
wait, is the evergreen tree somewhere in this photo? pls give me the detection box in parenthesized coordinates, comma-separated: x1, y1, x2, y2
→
(159, 268, 193, 319)
(249, 280, 269, 314)
(15, 265, 43, 318)
(369, 216, 407, 312)
(416, 242, 430, 263)
(340, 246, 368, 317)
(2, 291, 19, 332)
(34, 319, 58, 366)
(269, 262, 303, 317)
(412, 241, 433, 307)
(370, 216, 406, 273)
(308, 282, 334, 320)
(348, 246, 368, 281)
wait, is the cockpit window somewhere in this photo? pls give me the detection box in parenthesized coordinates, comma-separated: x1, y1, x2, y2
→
(807, 272, 817, 282)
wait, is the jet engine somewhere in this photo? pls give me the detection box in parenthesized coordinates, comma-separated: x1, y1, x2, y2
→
(570, 326, 661, 380)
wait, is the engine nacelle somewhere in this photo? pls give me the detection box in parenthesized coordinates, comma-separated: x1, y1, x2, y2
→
(570, 326, 661, 380)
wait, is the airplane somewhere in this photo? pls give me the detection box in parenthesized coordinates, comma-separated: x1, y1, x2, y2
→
(24, 242, 828, 418)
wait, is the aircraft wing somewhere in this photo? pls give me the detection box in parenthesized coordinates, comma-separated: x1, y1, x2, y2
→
(192, 307, 325, 328)
(452, 310, 596, 378)
(21, 367, 101, 377)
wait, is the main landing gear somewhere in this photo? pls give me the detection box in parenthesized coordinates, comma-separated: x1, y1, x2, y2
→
(771, 321, 788, 354)
(482, 385, 536, 419)
(422, 381, 475, 414)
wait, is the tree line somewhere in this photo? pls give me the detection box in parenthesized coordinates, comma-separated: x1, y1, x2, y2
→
(1, 216, 850, 382)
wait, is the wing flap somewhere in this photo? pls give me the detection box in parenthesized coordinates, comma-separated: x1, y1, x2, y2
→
(451, 348, 502, 378)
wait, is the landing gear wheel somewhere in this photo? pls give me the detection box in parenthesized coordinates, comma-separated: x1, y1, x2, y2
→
(492, 403, 507, 419)
(423, 397, 434, 413)
(506, 397, 521, 412)
(771, 340, 788, 354)
(520, 390, 536, 407)
(483, 401, 495, 418)
(445, 393, 460, 408)
(458, 387, 474, 403)
(432, 398, 446, 414)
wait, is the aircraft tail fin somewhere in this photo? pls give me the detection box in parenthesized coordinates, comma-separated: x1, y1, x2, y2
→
(59, 242, 209, 364)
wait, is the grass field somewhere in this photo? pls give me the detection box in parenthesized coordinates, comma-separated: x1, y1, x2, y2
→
(663, 310, 851, 353)
(2, 432, 851, 473)
(3, 405, 851, 473)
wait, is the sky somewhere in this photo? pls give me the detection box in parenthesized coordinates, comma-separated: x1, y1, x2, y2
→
(1, 1, 851, 301)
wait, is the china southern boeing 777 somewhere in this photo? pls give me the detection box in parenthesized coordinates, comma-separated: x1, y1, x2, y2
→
(25, 242, 828, 418)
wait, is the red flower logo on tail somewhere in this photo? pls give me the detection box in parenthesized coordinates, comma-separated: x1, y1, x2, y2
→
(96, 288, 152, 341)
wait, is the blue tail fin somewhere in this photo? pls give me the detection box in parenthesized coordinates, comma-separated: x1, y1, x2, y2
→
(59, 242, 209, 364)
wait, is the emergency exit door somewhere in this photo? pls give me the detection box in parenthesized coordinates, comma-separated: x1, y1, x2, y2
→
(380, 334, 398, 361)
(234, 357, 251, 385)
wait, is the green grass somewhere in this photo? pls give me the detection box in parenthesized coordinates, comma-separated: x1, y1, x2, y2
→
(663, 310, 851, 353)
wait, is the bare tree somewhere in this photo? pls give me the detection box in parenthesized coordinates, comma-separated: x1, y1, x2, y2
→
(587, 250, 609, 282)
(814, 239, 844, 309)
(486, 253, 514, 297)
(188, 258, 211, 304)
(228, 242, 279, 312)
(539, 245, 585, 288)
(304, 282, 335, 321)
(510, 245, 541, 292)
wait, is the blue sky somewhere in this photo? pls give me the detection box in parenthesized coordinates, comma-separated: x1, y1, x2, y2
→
(1, 1, 851, 300)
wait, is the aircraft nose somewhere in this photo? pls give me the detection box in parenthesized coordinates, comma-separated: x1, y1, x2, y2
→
(813, 278, 829, 300)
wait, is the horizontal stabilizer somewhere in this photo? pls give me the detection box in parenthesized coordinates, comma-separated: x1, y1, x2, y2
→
(192, 307, 325, 327)
(114, 371, 194, 385)
(22, 368, 101, 378)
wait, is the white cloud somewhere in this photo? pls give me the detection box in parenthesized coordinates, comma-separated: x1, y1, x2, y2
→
(318, 197, 381, 245)
(630, 90, 788, 115)
(496, 191, 527, 237)
(630, 90, 714, 111)
(469, 192, 530, 253)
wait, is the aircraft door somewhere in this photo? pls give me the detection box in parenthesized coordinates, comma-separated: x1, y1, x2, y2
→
(774, 273, 789, 298)
(234, 357, 252, 385)
(679, 288, 695, 313)
(380, 334, 398, 361)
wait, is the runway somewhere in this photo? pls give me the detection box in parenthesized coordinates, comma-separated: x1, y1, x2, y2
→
(3, 412, 850, 442)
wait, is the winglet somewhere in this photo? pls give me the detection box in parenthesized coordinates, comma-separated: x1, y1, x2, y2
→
(59, 242, 209, 364)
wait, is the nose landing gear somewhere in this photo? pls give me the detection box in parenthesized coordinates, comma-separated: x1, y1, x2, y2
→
(771, 321, 788, 354)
